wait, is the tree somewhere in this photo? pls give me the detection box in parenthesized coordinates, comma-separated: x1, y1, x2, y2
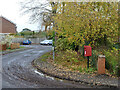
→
(21, 0, 58, 32)
(20, 28, 33, 36)
(52, 2, 118, 51)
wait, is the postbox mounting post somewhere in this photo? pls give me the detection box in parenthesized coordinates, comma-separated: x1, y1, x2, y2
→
(84, 46, 92, 69)
(87, 56, 89, 68)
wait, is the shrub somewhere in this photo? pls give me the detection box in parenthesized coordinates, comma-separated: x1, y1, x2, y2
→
(90, 50, 99, 69)
(90, 47, 119, 76)
(0, 35, 15, 46)
(103, 47, 119, 75)
(55, 38, 70, 51)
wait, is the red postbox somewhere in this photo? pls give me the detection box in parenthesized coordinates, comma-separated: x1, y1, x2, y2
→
(84, 46, 92, 56)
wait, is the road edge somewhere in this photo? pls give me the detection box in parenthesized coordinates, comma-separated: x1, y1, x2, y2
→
(31, 59, 118, 88)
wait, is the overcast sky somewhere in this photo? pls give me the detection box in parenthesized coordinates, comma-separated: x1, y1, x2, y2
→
(0, 0, 43, 32)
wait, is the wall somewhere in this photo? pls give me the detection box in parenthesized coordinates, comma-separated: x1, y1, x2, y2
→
(12, 37, 46, 44)
(0, 17, 16, 34)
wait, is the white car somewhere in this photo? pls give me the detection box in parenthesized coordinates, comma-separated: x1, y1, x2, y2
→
(40, 40, 53, 45)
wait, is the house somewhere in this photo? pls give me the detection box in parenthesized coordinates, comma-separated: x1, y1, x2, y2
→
(22, 28, 31, 32)
(0, 16, 17, 35)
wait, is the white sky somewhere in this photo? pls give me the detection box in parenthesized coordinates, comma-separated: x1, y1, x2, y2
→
(0, 0, 42, 32)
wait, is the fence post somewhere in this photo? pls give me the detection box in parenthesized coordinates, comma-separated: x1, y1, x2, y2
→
(97, 55, 105, 74)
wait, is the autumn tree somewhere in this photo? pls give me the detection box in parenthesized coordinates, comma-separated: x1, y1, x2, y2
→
(52, 2, 118, 51)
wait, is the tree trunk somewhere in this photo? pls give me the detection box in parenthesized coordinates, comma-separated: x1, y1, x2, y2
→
(45, 25, 48, 32)
(104, 34, 107, 46)
(62, 2, 65, 13)
(45, 25, 48, 38)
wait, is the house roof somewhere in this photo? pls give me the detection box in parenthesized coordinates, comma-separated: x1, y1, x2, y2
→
(0, 16, 16, 26)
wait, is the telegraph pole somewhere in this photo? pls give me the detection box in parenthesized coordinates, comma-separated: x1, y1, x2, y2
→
(52, 31, 55, 61)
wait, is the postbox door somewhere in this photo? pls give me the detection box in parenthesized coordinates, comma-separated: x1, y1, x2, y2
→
(84, 46, 92, 56)
(87, 46, 92, 56)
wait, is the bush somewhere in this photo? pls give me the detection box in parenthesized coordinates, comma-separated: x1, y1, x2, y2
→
(0, 35, 15, 46)
(113, 43, 120, 49)
(56, 38, 70, 51)
(20, 31, 33, 37)
(90, 50, 99, 69)
(90, 47, 119, 76)
(55, 49, 86, 66)
(103, 47, 119, 75)
(56, 38, 80, 52)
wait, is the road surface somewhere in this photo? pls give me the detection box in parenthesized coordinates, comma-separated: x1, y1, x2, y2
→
(2, 45, 97, 88)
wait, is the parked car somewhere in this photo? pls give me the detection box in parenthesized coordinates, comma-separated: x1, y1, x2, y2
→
(40, 40, 53, 45)
(23, 40, 31, 45)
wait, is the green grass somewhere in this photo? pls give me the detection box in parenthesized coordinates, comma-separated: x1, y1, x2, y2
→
(38, 44, 119, 76)
(19, 46, 26, 49)
(38, 50, 96, 74)
(84, 67, 95, 74)
(37, 52, 52, 62)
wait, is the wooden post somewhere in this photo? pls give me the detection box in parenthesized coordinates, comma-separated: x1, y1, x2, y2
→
(97, 55, 105, 74)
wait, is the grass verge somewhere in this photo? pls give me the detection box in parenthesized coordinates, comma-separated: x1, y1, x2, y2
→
(37, 50, 98, 74)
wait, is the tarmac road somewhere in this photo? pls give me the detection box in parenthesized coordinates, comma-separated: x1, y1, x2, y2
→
(2, 45, 95, 88)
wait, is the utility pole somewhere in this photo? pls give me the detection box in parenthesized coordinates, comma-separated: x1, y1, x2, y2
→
(52, 30, 55, 61)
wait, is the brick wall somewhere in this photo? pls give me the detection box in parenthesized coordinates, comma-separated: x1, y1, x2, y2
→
(10, 43, 20, 49)
(0, 17, 17, 34)
(0, 44, 6, 50)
